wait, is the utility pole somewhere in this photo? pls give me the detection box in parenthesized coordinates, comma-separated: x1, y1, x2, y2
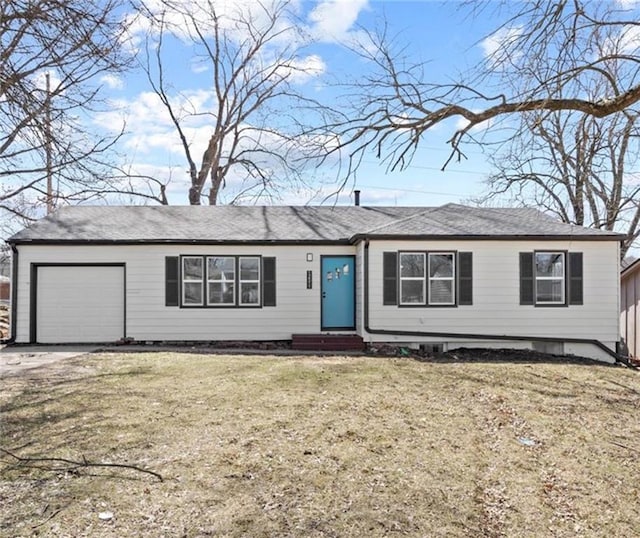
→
(45, 72, 53, 214)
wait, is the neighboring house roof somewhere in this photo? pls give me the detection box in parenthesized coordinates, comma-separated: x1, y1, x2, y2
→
(8, 203, 624, 244)
(622, 257, 640, 277)
(622, 256, 637, 269)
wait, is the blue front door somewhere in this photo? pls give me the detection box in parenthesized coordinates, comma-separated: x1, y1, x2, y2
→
(321, 256, 355, 330)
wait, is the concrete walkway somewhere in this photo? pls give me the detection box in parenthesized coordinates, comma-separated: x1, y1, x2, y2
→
(0, 345, 98, 376)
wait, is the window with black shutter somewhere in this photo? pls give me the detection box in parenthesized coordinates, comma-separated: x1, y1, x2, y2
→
(385, 250, 473, 307)
(568, 252, 583, 305)
(262, 257, 276, 307)
(383, 252, 398, 305)
(520, 251, 583, 307)
(458, 252, 473, 305)
(168, 255, 276, 308)
(165, 256, 179, 306)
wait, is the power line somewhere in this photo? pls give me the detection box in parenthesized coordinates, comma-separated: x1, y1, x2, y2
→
(359, 159, 491, 176)
(356, 183, 479, 197)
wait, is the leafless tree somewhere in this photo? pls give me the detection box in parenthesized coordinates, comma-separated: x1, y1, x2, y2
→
(469, 2, 640, 258)
(325, 1, 640, 172)
(0, 0, 133, 229)
(138, 0, 323, 205)
(480, 109, 640, 258)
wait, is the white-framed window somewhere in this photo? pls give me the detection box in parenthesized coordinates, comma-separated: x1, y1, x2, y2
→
(399, 252, 426, 305)
(182, 256, 204, 305)
(207, 256, 236, 305)
(239, 257, 260, 306)
(428, 253, 455, 305)
(535, 252, 565, 304)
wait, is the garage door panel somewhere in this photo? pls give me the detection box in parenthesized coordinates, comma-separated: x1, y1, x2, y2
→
(37, 266, 124, 343)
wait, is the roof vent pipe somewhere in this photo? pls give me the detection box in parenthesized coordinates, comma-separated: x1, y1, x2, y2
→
(354, 190, 361, 206)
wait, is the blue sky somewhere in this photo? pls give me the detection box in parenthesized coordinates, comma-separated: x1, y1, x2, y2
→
(94, 1, 511, 207)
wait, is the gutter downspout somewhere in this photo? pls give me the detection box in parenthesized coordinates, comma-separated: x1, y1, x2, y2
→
(362, 240, 630, 366)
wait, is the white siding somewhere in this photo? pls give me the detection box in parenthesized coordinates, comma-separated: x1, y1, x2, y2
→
(364, 239, 620, 354)
(14, 244, 354, 343)
(13, 238, 621, 363)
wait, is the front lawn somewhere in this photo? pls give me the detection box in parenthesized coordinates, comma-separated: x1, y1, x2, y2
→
(1, 352, 639, 537)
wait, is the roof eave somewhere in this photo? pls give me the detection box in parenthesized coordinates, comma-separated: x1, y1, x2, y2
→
(10, 233, 626, 246)
(9, 238, 354, 246)
(351, 233, 625, 242)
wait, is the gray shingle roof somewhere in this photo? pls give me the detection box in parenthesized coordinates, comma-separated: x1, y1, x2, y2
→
(8, 203, 624, 244)
(622, 257, 640, 275)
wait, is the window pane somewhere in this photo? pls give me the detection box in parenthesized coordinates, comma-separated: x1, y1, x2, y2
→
(208, 257, 235, 280)
(430, 280, 453, 304)
(430, 254, 453, 278)
(240, 257, 260, 280)
(535, 253, 564, 277)
(184, 282, 202, 304)
(208, 282, 235, 304)
(536, 279, 563, 303)
(401, 280, 425, 304)
(183, 257, 203, 280)
(400, 254, 424, 278)
(240, 282, 260, 304)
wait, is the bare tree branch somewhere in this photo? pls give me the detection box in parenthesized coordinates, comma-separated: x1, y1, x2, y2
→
(327, 2, 640, 174)
(0, 446, 163, 482)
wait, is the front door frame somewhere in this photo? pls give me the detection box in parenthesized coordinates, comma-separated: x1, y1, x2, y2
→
(320, 255, 356, 331)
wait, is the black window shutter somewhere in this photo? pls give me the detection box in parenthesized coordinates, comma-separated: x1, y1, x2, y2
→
(262, 257, 276, 307)
(568, 252, 583, 305)
(165, 256, 179, 307)
(519, 252, 534, 305)
(458, 252, 473, 305)
(383, 252, 398, 305)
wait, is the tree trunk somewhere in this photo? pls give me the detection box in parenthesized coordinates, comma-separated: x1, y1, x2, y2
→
(208, 168, 222, 205)
(188, 186, 201, 205)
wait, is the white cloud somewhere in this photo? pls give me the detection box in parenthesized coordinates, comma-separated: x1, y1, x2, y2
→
(454, 110, 493, 133)
(101, 74, 124, 90)
(93, 89, 216, 159)
(307, 0, 369, 43)
(616, 0, 640, 8)
(480, 26, 523, 61)
(124, 0, 299, 45)
(612, 25, 640, 54)
(623, 171, 640, 186)
(277, 54, 327, 84)
(122, 0, 369, 50)
(190, 59, 210, 74)
(32, 70, 62, 92)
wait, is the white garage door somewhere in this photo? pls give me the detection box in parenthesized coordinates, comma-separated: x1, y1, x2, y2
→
(37, 265, 125, 343)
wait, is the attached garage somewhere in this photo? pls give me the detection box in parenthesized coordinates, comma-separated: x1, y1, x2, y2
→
(34, 264, 125, 343)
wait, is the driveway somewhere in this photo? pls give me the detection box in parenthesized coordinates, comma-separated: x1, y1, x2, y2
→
(0, 345, 98, 376)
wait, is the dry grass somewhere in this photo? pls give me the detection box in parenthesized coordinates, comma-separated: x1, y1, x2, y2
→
(1, 352, 640, 537)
